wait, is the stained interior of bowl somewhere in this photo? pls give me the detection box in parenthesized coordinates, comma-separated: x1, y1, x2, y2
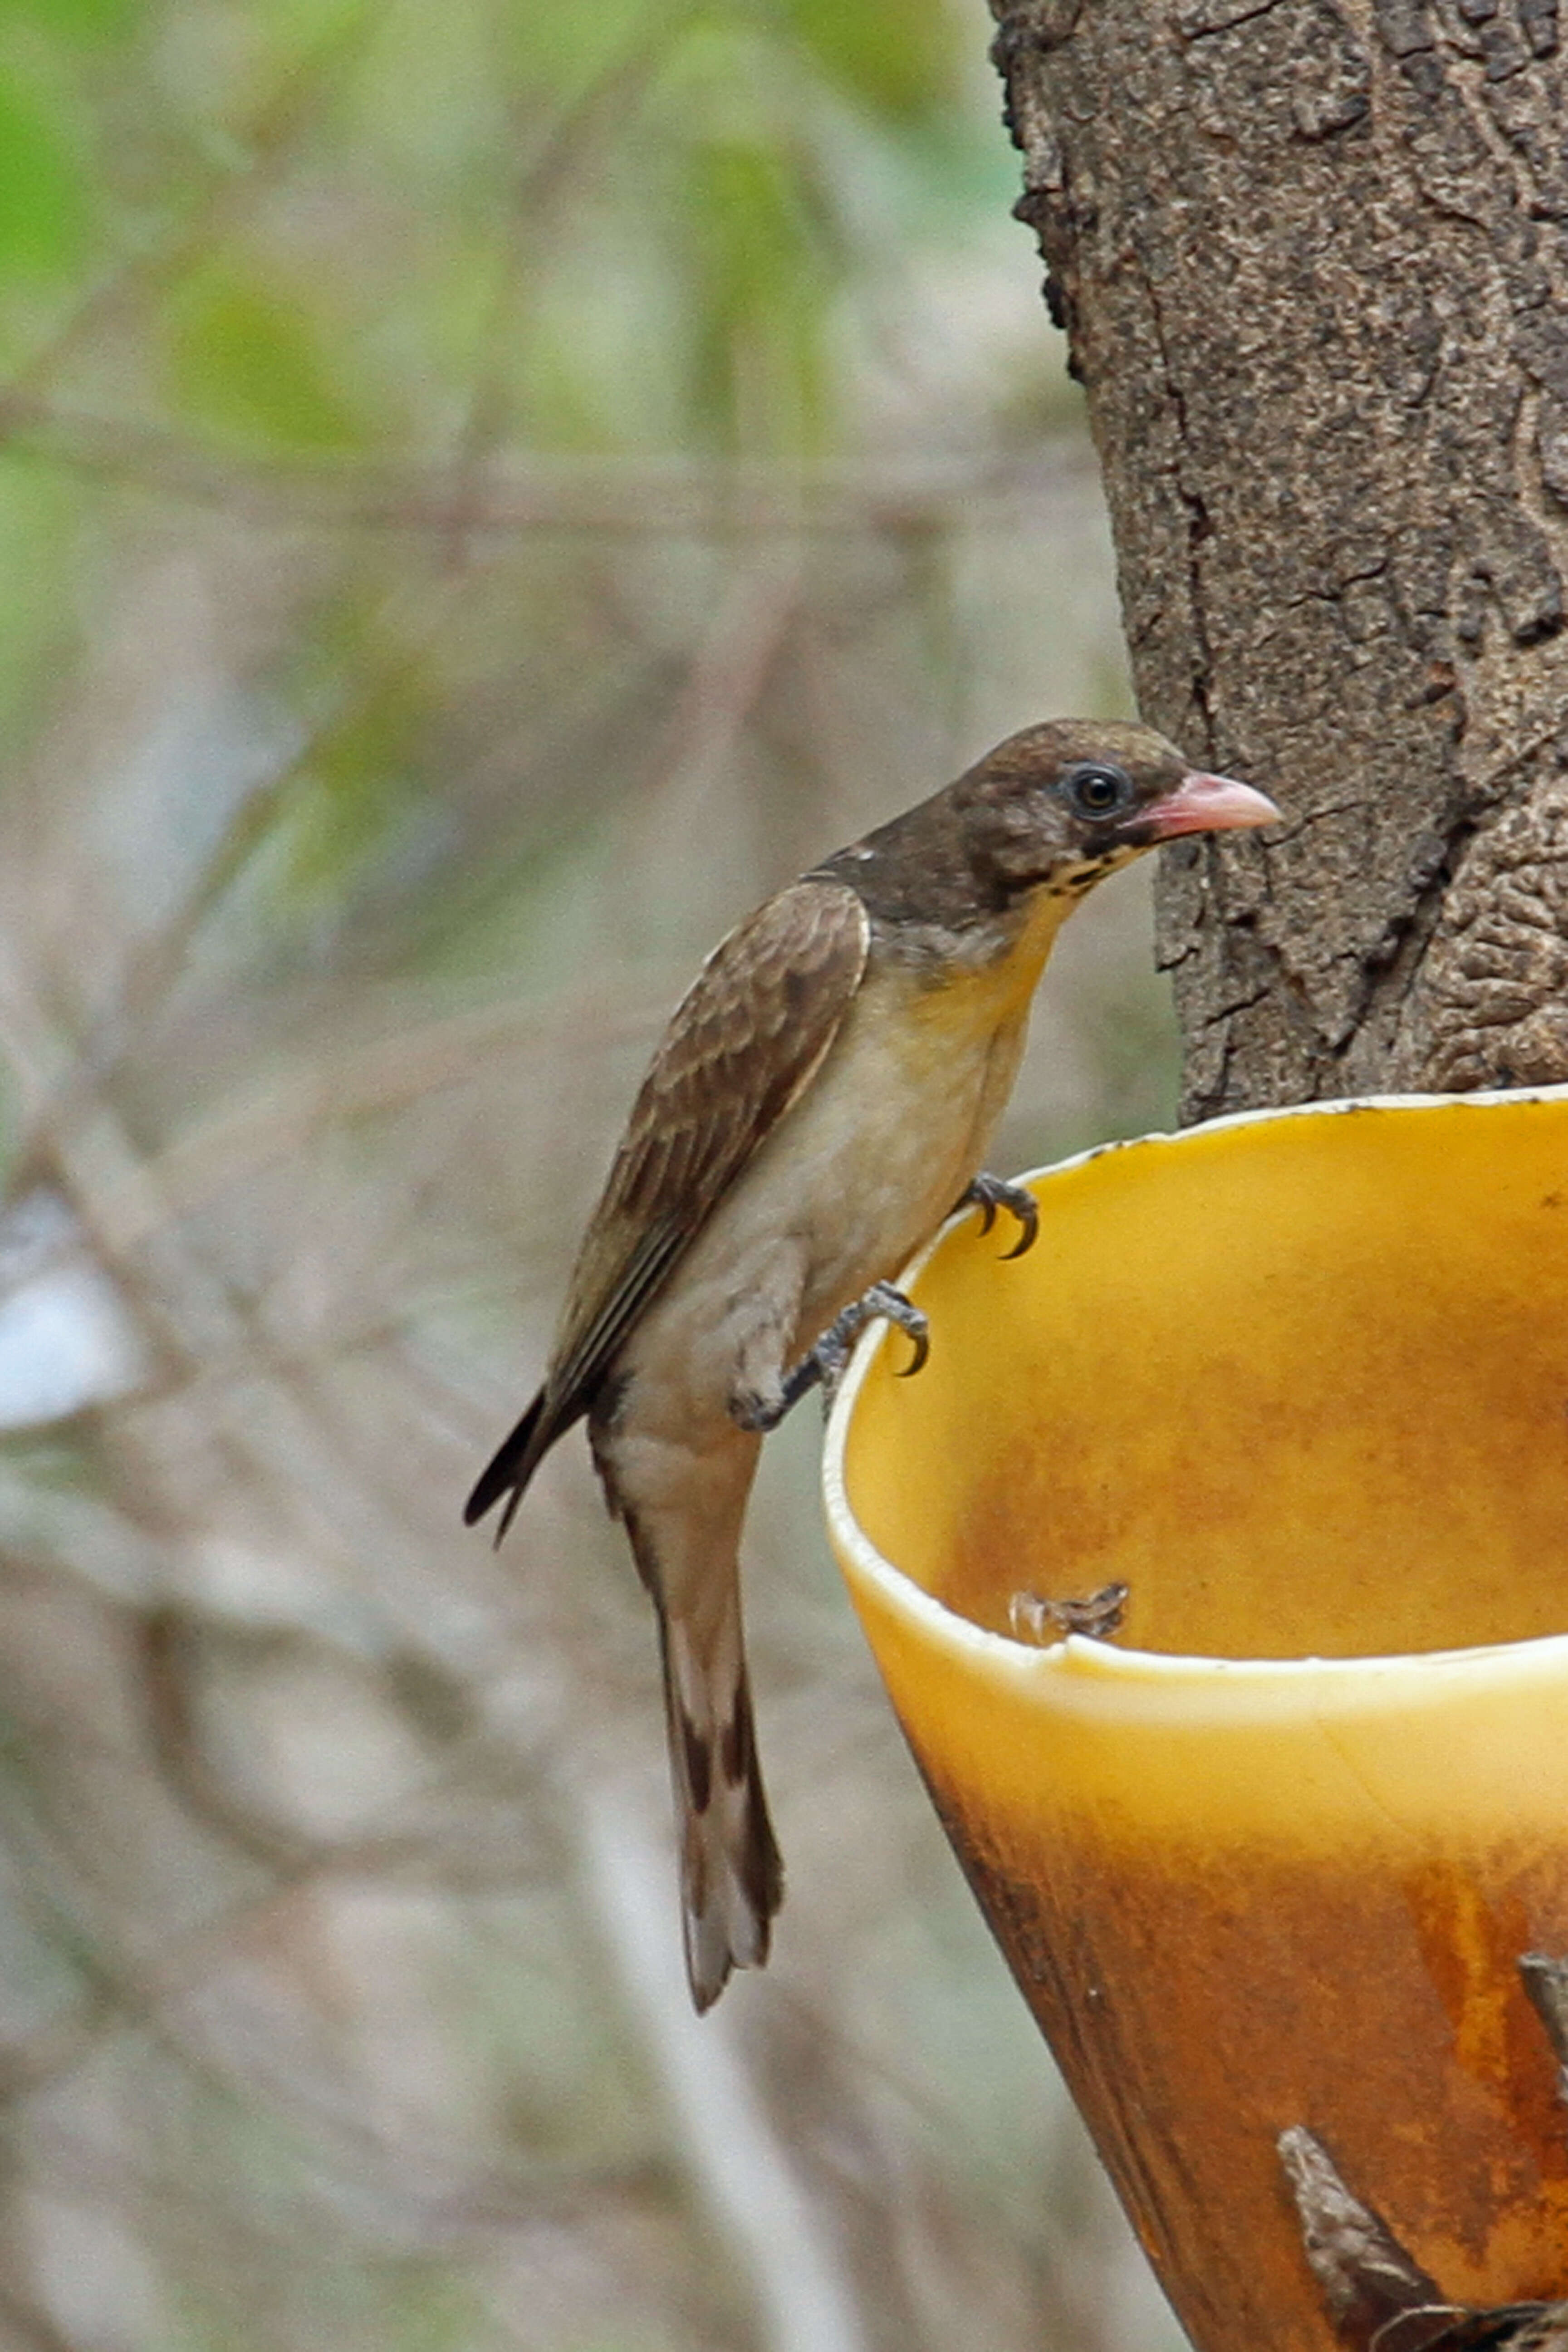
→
(838, 1093, 1568, 1662)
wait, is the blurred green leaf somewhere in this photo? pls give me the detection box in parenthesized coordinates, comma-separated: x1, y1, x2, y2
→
(0, 0, 137, 39)
(677, 126, 836, 448)
(280, 671, 431, 905)
(166, 270, 368, 451)
(0, 70, 88, 277)
(508, 0, 671, 99)
(778, 0, 961, 122)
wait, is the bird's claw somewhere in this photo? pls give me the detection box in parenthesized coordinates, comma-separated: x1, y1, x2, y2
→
(960, 1173, 1039, 1260)
(866, 1280, 929, 1379)
(813, 1280, 928, 1391)
(731, 1281, 930, 1432)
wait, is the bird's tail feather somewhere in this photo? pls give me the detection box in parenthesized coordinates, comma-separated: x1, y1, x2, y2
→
(465, 1389, 552, 1538)
(659, 1603, 784, 2013)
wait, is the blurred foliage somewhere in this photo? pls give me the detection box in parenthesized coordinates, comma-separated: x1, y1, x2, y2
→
(0, 3, 1186, 2351)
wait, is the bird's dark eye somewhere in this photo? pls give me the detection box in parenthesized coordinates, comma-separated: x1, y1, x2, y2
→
(1062, 762, 1135, 819)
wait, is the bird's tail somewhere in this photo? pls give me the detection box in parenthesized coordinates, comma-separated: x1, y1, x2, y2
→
(651, 1579, 784, 2013)
(465, 1388, 556, 1540)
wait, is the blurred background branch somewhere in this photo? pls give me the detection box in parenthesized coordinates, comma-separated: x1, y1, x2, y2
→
(0, 1, 1185, 2346)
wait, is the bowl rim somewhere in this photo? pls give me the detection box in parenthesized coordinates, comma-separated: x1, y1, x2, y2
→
(820, 1082, 1568, 1690)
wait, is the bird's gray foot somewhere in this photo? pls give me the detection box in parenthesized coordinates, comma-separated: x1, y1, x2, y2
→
(959, 1172, 1039, 1260)
(730, 1281, 930, 1433)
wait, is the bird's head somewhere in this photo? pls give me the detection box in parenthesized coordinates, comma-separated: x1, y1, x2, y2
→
(953, 718, 1280, 901)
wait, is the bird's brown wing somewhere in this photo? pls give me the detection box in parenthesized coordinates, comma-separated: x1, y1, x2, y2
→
(466, 878, 869, 1527)
(556, 876, 871, 1404)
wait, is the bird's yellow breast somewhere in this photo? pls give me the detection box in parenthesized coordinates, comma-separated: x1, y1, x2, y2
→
(883, 882, 1078, 1054)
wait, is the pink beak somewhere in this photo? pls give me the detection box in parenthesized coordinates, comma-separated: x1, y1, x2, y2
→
(1141, 769, 1282, 841)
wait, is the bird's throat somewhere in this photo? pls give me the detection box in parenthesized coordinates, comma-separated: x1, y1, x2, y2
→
(891, 881, 1079, 1044)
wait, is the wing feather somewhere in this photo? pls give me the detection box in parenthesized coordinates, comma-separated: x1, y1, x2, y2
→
(558, 877, 869, 1401)
(467, 878, 869, 1523)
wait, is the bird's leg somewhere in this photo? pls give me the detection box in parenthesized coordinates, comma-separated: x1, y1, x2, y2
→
(958, 1172, 1039, 1260)
(730, 1281, 930, 1433)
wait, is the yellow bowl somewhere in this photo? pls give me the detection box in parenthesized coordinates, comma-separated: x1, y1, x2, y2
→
(823, 1089, 1568, 2352)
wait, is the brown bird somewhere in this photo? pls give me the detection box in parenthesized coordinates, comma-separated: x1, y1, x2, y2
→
(466, 719, 1279, 2009)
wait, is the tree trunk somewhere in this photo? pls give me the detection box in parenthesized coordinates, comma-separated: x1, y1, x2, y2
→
(991, 0, 1568, 1119)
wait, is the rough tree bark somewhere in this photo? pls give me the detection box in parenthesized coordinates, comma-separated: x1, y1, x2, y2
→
(990, 0, 1568, 1118)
